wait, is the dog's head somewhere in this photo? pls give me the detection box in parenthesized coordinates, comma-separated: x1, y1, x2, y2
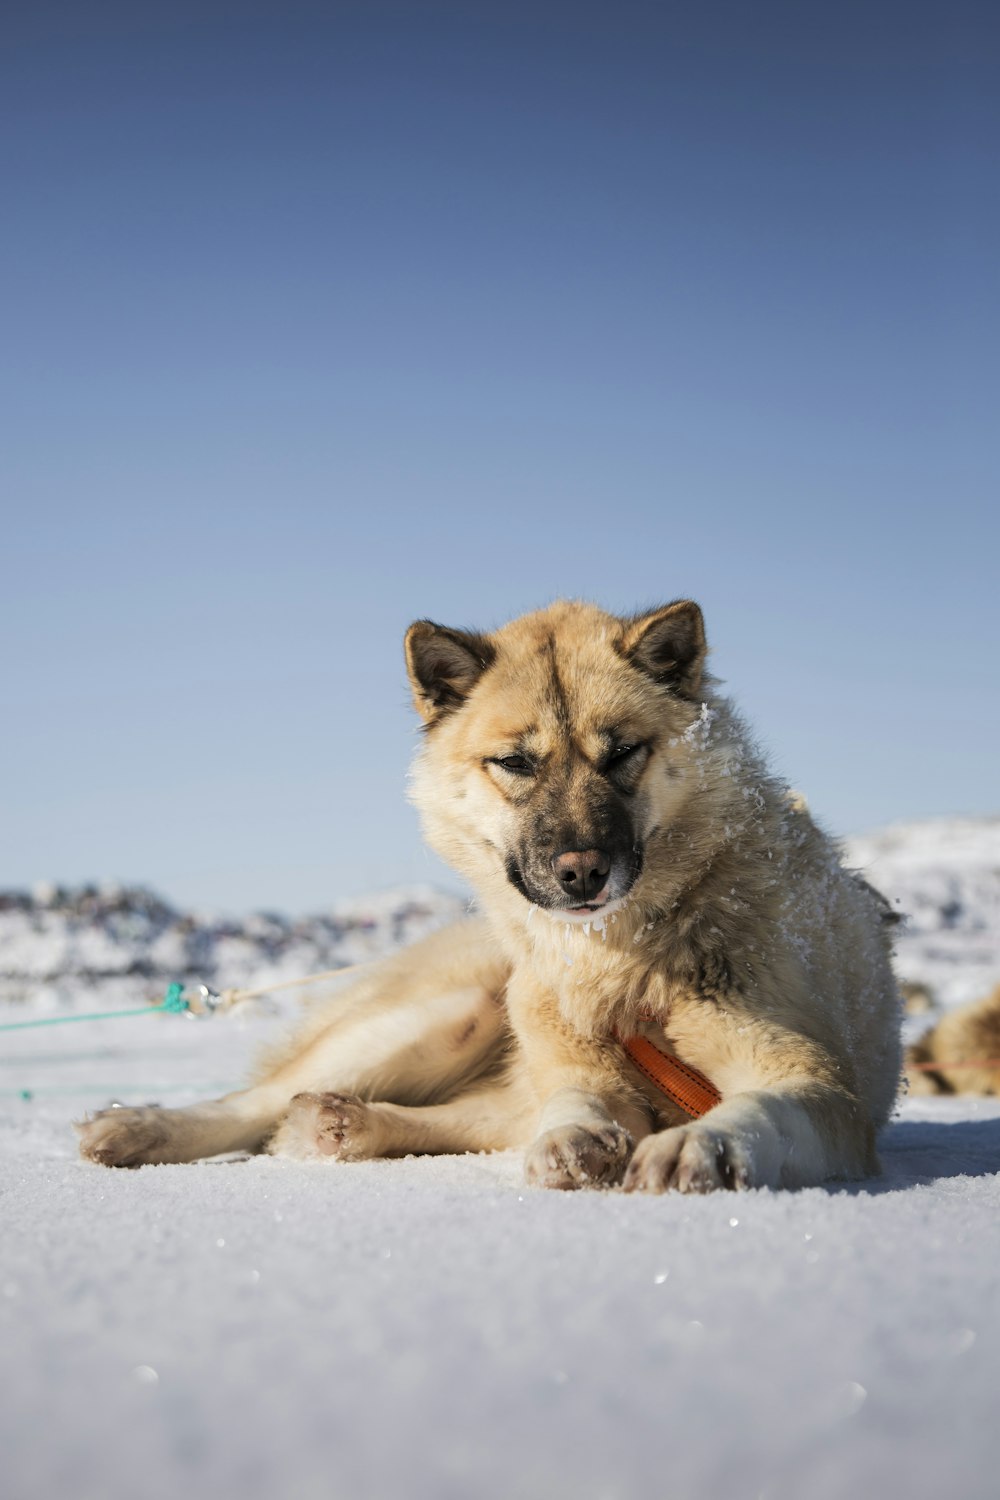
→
(405, 600, 712, 920)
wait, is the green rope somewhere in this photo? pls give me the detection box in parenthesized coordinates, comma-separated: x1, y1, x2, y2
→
(5, 1080, 235, 1100)
(0, 983, 191, 1032)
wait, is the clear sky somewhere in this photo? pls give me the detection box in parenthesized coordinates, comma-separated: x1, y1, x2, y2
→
(2, 1, 997, 912)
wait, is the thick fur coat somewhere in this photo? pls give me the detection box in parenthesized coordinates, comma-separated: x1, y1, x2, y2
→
(78, 600, 903, 1192)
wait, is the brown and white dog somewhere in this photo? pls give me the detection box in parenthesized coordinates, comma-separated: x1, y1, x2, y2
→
(78, 599, 903, 1192)
(906, 984, 1000, 1098)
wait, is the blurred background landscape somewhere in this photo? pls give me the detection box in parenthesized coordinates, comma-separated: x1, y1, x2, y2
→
(2, 817, 997, 1020)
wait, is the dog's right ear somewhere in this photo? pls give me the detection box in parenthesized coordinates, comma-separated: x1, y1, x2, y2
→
(620, 600, 707, 697)
(404, 621, 495, 723)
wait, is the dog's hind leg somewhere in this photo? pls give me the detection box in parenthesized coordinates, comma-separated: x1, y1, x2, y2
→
(268, 1076, 535, 1162)
(76, 918, 511, 1167)
(75, 1087, 290, 1167)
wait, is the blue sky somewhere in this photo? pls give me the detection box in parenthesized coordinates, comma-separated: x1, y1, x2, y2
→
(2, 1, 997, 911)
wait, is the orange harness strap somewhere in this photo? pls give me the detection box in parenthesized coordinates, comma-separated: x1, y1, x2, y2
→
(620, 1032, 722, 1118)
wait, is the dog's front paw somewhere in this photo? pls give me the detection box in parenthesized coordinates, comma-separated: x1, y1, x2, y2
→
(524, 1121, 634, 1190)
(75, 1106, 170, 1168)
(268, 1092, 381, 1162)
(623, 1123, 760, 1194)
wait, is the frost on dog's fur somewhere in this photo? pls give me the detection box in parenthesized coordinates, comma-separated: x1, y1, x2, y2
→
(78, 598, 904, 1191)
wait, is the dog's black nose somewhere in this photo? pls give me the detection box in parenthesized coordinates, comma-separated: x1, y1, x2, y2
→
(551, 849, 611, 902)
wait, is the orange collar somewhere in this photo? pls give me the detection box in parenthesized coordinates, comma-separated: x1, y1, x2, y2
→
(619, 1031, 721, 1118)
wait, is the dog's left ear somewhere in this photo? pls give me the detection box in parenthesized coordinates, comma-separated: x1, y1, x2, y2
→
(621, 600, 707, 697)
(405, 621, 495, 723)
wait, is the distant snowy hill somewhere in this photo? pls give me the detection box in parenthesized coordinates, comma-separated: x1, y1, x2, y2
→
(1, 815, 997, 1012)
(0, 882, 467, 1009)
(842, 816, 1000, 1007)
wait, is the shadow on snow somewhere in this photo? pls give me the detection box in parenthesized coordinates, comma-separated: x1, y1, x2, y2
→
(831, 1115, 1000, 1195)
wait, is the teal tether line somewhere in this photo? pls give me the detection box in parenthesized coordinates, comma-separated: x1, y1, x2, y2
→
(4, 1080, 234, 1099)
(0, 983, 191, 1032)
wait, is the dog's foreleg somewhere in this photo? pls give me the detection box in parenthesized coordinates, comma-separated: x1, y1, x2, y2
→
(623, 1083, 875, 1192)
(505, 975, 654, 1190)
(623, 1011, 878, 1192)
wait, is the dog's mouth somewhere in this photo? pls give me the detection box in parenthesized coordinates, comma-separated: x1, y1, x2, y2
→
(555, 894, 629, 925)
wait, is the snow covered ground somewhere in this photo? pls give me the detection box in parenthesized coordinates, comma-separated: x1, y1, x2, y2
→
(843, 816, 1000, 1008)
(3, 818, 999, 1500)
(3, 1035, 999, 1500)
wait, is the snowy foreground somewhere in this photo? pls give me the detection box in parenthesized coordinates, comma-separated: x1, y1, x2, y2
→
(3, 816, 999, 1500)
(3, 1005, 1000, 1500)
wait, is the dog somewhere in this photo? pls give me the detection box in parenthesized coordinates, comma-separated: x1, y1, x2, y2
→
(77, 598, 903, 1192)
(905, 984, 1000, 1097)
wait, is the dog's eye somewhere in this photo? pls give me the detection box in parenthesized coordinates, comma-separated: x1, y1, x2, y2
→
(603, 743, 647, 784)
(491, 754, 534, 776)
